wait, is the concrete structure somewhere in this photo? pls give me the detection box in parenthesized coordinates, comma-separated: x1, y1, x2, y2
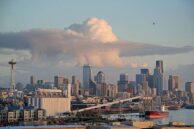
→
(168, 75, 179, 91)
(117, 73, 128, 92)
(27, 88, 71, 116)
(8, 59, 16, 94)
(83, 64, 92, 89)
(72, 96, 141, 113)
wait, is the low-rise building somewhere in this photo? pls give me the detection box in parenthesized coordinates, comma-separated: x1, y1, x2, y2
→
(0, 106, 46, 125)
(27, 88, 71, 116)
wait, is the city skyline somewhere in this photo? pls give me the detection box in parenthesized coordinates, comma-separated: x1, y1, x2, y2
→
(0, 0, 194, 87)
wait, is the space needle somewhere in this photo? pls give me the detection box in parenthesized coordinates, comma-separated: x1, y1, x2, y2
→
(8, 59, 16, 96)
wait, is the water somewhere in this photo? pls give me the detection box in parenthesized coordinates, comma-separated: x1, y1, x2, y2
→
(153, 109, 194, 125)
(108, 109, 194, 125)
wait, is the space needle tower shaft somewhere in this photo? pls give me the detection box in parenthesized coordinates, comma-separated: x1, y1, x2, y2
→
(9, 59, 16, 94)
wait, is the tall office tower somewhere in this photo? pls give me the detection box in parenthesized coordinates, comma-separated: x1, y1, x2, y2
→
(153, 60, 165, 96)
(141, 68, 150, 75)
(83, 64, 92, 89)
(185, 82, 194, 102)
(30, 75, 36, 85)
(156, 60, 163, 73)
(168, 75, 179, 91)
(71, 75, 80, 96)
(136, 74, 147, 85)
(64, 78, 69, 85)
(139, 68, 153, 88)
(117, 73, 129, 92)
(89, 80, 97, 95)
(95, 71, 105, 84)
(54, 75, 64, 88)
(147, 75, 154, 88)
(185, 82, 194, 94)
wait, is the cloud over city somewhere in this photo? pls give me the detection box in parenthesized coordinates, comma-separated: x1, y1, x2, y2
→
(0, 17, 193, 67)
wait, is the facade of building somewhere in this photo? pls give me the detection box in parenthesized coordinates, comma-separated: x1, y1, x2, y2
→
(71, 75, 80, 97)
(117, 73, 129, 92)
(153, 68, 164, 96)
(101, 83, 117, 97)
(185, 82, 194, 94)
(153, 60, 165, 96)
(136, 74, 147, 86)
(141, 68, 150, 75)
(83, 64, 92, 90)
(27, 88, 71, 116)
(0, 106, 45, 124)
(89, 80, 97, 95)
(168, 75, 179, 91)
(30, 75, 36, 85)
(156, 60, 163, 73)
(185, 82, 194, 102)
(95, 71, 105, 84)
(54, 75, 64, 88)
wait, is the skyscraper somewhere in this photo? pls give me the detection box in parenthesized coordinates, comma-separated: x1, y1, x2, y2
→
(168, 75, 179, 91)
(83, 64, 92, 89)
(71, 75, 80, 97)
(185, 82, 194, 94)
(185, 82, 194, 102)
(136, 74, 147, 85)
(141, 68, 150, 75)
(153, 60, 165, 95)
(95, 71, 105, 84)
(30, 75, 36, 85)
(54, 75, 64, 88)
(117, 73, 128, 92)
(156, 60, 163, 73)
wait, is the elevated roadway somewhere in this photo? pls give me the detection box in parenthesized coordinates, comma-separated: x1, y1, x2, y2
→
(72, 96, 142, 113)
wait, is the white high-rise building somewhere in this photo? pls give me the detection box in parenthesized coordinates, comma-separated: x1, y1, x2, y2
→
(83, 64, 92, 89)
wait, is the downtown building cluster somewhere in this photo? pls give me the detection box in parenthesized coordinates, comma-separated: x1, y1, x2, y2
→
(0, 60, 194, 126)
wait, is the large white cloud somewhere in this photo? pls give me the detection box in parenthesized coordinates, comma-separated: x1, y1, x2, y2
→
(0, 17, 193, 68)
(68, 17, 118, 43)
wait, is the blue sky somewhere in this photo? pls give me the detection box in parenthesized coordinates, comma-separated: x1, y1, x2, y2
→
(1, 0, 194, 46)
(0, 0, 194, 87)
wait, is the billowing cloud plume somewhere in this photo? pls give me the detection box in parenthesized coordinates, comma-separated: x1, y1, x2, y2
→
(0, 17, 193, 67)
(68, 17, 118, 43)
